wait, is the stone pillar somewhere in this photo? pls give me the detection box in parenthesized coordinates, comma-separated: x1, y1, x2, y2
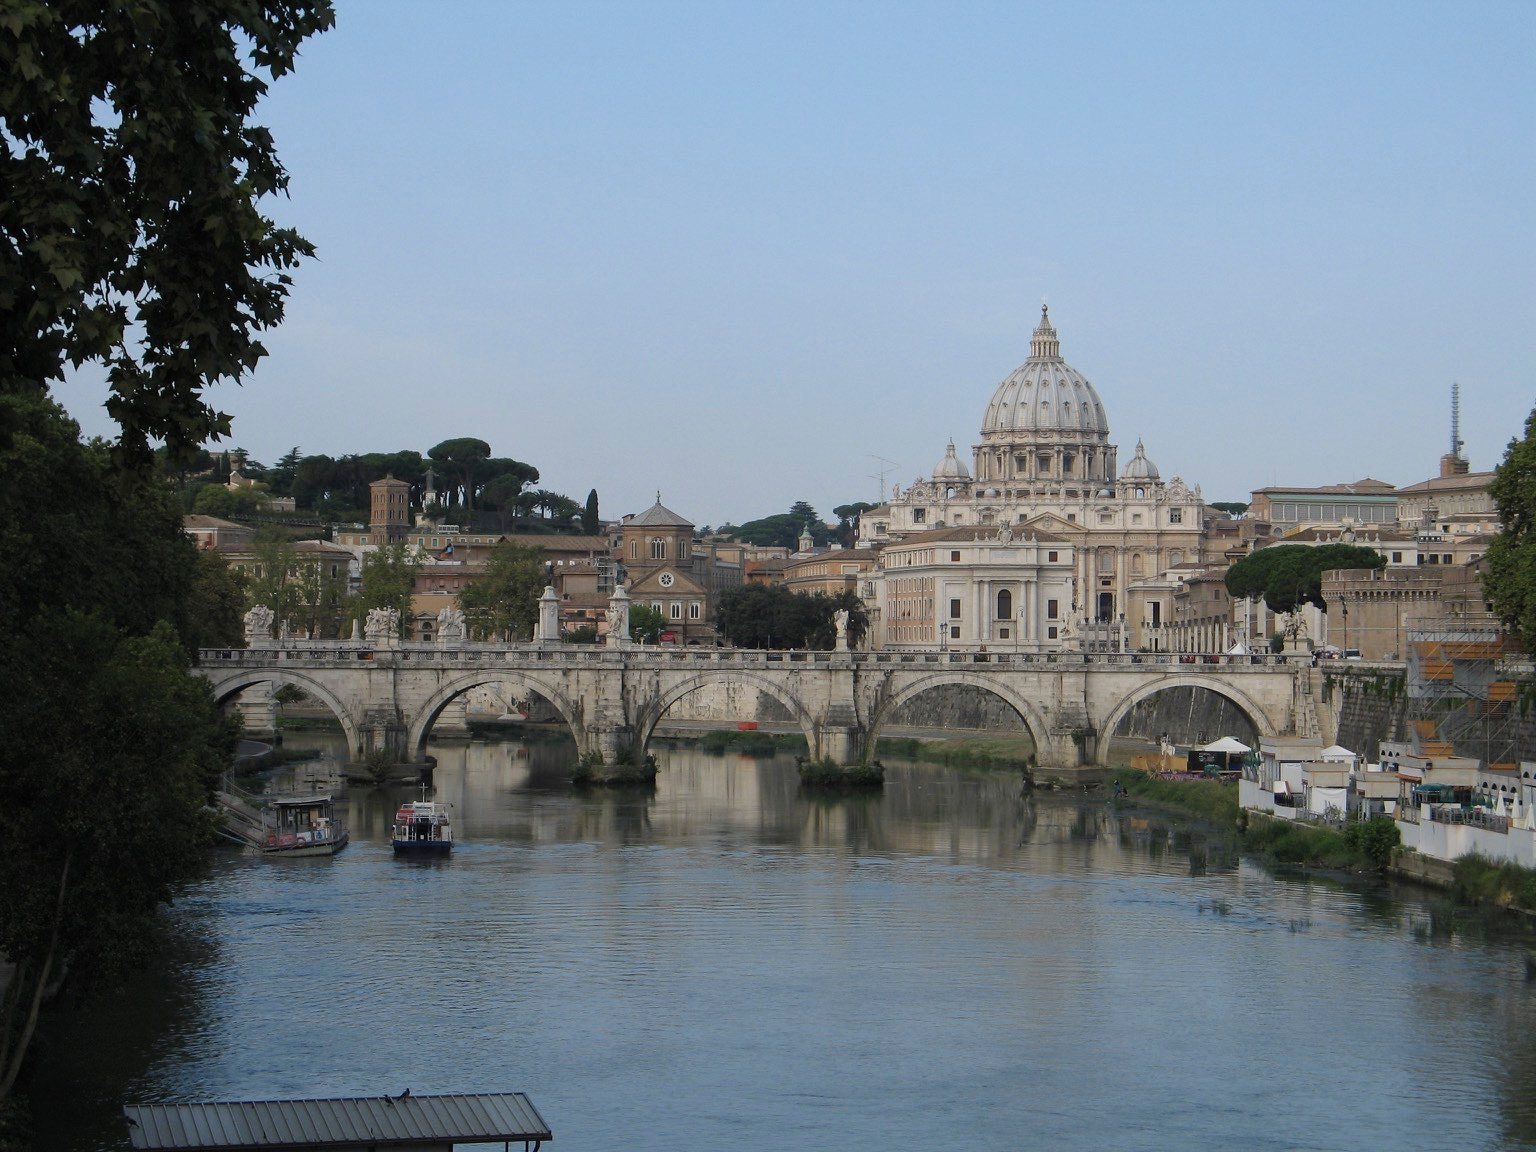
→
(237, 681, 278, 742)
(605, 586, 632, 648)
(361, 708, 408, 763)
(536, 585, 560, 644)
(432, 695, 472, 739)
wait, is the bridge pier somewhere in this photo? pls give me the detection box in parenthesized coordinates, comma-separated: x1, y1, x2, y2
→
(361, 709, 409, 763)
(236, 682, 279, 742)
(591, 725, 636, 765)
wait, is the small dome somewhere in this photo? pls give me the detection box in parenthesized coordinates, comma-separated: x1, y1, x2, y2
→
(932, 440, 971, 481)
(1120, 439, 1160, 481)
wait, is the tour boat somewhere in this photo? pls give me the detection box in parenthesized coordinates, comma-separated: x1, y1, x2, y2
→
(392, 799, 453, 854)
(262, 793, 350, 857)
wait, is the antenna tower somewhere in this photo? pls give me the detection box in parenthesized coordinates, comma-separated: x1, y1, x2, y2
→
(867, 455, 900, 504)
(1451, 381, 1462, 459)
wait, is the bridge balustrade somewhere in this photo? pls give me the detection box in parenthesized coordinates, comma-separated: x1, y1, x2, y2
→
(198, 644, 1306, 671)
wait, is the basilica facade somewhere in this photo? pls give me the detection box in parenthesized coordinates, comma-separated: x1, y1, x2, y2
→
(860, 307, 1206, 651)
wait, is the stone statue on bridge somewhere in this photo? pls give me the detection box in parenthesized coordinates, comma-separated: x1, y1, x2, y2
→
(364, 607, 400, 643)
(833, 608, 850, 652)
(436, 605, 467, 645)
(243, 604, 275, 644)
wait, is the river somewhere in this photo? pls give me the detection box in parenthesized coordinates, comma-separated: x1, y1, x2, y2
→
(28, 733, 1536, 1151)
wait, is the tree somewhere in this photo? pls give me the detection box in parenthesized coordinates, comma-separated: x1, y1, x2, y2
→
(427, 438, 492, 511)
(833, 501, 875, 546)
(628, 602, 666, 645)
(731, 503, 832, 549)
(1484, 408, 1536, 650)
(714, 584, 862, 649)
(583, 489, 600, 536)
(183, 549, 247, 650)
(1224, 543, 1385, 615)
(1, 1, 335, 466)
(1208, 501, 1250, 517)
(349, 543, 419, 638)
(0, 394, 238, 1105)
(458, 540, 545, 640)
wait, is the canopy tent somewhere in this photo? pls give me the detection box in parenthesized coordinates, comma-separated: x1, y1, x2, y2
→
(1319, 744, 1356, 762)
(1227, 642, 1251, 656)
(1202, 736, 1251, 754)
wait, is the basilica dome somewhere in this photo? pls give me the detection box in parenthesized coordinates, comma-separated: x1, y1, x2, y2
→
(980, 306, 1110, 440)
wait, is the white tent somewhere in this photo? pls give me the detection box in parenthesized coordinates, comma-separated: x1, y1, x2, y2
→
(1227, 642, 1250, 656)
(1202, 736, 1251, 754)
(1319, 744, 1356, 762)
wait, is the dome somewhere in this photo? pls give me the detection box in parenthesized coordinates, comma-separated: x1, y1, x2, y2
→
(980, 306, 1110, 439)
(932, 440, 971, 482)
(1120, 439, 1160, 481)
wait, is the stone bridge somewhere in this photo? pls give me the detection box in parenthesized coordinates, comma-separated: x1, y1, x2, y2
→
(196, 642, 1321, 769)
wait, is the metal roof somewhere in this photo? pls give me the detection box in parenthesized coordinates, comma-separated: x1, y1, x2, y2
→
(122, 1092, 550, 1150)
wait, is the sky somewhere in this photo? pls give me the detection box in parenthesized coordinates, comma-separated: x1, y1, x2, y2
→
(54, 1, 1536, 528)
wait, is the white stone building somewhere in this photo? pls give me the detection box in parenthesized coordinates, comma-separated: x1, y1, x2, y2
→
(859, 306, 1205, 650)
(874, 524, 1075, 651)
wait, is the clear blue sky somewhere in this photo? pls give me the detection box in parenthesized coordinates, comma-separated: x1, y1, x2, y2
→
(56, 1, 1536, 527)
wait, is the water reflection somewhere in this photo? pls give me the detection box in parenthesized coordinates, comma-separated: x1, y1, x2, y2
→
(29, 733, 1536, 1152)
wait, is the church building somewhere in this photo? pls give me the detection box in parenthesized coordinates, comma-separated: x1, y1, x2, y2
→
(860, 307, 1206, 651)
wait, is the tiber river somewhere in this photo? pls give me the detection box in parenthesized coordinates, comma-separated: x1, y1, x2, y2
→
(30, 733, 1536, 1152)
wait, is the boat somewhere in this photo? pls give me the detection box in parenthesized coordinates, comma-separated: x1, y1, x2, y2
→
(260, 793, 349, 856)
(392, 799, 453, 854)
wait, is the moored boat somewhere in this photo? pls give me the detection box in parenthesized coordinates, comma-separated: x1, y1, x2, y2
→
(392, 799, 452, 854)
(261, 793, 350, 856)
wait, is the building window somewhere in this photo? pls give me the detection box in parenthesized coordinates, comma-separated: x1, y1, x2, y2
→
(1169, 509, 1182, 524)
(1048, 551, 1058, 562)
(651, 538, 667, 560)
(950, 625, 960, 639)
(997, 589, 1013, 619)
(1048, 626, 1059, 640)
(1392, 552, 1402, 563)
(689, 602, 701, 620)
(999, 627, 1010, 639)
(913, 508, 925, 523)
(1047, 599, 1059, 620)
(950, 550, 961, 562)
(651, 602, 663, 613)
(360, 535, 369, 545)
(1135, 487, 1145, 499)
(1131, 514, 1143, 526)
(949, 598, 962, 620)
(670, 602, 682, 620)
(630, 539, 639, 559)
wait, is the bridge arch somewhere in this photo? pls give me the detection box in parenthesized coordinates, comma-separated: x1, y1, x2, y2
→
(637, 670, 819, 758)
(407, 670, 584, 760)
(1096, 672, 1281, 760)
(209, 670, 363, 757)
(871, 671, 1052, 754)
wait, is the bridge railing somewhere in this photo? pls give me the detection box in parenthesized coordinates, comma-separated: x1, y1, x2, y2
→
(197, 643, 1313, 671)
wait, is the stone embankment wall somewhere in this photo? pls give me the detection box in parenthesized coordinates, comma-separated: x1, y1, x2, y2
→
(1323, 670, 1409, 756)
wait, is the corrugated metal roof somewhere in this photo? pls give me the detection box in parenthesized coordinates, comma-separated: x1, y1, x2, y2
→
(123, 1092, 550, 1150)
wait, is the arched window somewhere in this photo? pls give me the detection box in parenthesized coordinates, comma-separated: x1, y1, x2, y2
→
(996, 589, 1013, 619)
(650, 537, 666, 560)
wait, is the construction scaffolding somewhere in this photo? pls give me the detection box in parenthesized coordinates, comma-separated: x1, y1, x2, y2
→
(1404, 616, 1525, 770)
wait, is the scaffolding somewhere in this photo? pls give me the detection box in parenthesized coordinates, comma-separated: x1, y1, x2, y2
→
(1404, 616, 1524, 770)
